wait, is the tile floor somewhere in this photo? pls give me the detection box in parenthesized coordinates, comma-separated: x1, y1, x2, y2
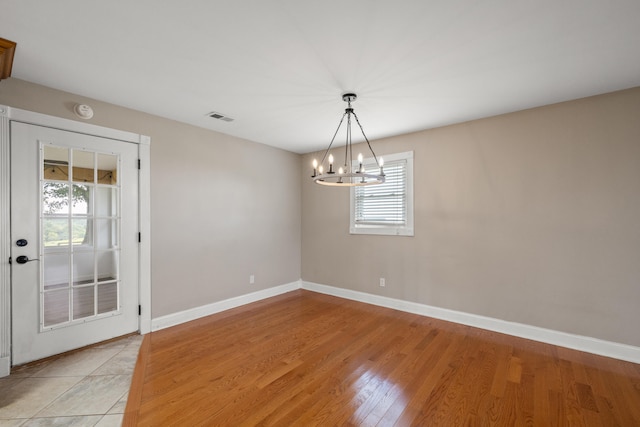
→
(0, 334, 143, 426)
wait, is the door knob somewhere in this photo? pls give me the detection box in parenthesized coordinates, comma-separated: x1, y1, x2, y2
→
(15, 255, 38, 264)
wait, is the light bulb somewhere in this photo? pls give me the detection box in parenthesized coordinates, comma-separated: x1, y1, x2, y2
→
(379, 157, 384, 167)
(318, 165, 324, 174)
(312, 159, 318, 168)
(357, 153, 363, 163)
(329, 154, 334, 164)
(338, 167, 344, 174)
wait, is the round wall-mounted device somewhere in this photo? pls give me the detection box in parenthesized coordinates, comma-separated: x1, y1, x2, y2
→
(74, 104, 94, 120)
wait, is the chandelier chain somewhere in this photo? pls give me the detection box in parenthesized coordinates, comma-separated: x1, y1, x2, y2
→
(352, 112, 380, 168)
(320, 111, 348, 166)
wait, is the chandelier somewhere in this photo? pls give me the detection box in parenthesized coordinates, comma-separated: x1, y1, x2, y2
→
(311, 93, 385, 186)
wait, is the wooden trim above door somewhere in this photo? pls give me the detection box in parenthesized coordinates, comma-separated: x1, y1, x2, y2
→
(0, 38, 17, 80)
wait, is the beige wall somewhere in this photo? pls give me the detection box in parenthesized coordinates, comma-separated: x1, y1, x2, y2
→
(0, 78, 301, 318)
(302, 87, 640, 347)
(3, 77, 639, 348)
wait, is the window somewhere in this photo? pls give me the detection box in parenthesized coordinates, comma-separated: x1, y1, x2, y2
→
(41, 144, 121, 327)
(350, 151, 414, 236)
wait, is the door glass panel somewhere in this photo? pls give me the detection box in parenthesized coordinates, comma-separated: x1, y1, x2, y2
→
(96, 187, 117, 217)
(72, 218, 92, 246)
(96, 219, 118, 250)
(41, 144, 122, 329)
(97, 153, 118, 185)
(43, 182, 70, 215)
(43, 146, 69, 183)
(72, 150, 95, 183)
(43, 218, 69, 248)
(72, 252, 95, 285)
(73, 286, 95, 320)
(97, 251, 117, 281)
(43, 253, 69, 288)
(71, 184, 92, 215)
(44, 289, 69, 326)
(97, 282, 118, 314)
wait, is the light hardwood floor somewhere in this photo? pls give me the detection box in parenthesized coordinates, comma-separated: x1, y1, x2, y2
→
(124, 290, 640, 426)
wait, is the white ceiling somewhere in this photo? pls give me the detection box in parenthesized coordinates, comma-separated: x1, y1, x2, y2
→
(2, 0, 640, 154)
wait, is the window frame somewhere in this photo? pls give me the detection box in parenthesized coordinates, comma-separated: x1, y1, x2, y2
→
(350, 150, 414, 236)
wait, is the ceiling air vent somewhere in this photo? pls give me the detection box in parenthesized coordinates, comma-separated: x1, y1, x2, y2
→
(207, 111, 234, 122)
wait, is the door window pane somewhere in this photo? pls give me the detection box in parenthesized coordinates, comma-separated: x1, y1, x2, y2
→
(44, 289, 69, 326)
(43, 182, 69, 215)
(72, 218, 92, 246)
(43, 218, 69, 248)
(97, 251, 117, 281)
(97, 153, 118, 185)
(96, 219, 118, 250)
(96, 187, 117, 217)
(72, 150, 95, 183)
(97, 282, 118, 314)
(43, 253, 70, 288)
(71, 218, 93, 246)
(43, 146, 69, 183)
(72, 252, 95, 285)
(73, 286, 95, 320)
(71, 184, 92, 215)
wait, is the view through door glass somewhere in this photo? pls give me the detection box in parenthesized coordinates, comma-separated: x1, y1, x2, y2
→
(41, 145, 120, 329)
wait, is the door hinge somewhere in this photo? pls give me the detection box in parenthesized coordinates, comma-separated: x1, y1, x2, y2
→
(138, 305, 142, 316)
(137, 159, 141, 169)
(138, 232, 141, 243)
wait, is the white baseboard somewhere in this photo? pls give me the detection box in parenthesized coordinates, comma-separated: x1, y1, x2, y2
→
(0, 356, 9, 378)
(148, 279, 640, 365)
(151, 281, 301, 332)
(301, 281, 640, 365)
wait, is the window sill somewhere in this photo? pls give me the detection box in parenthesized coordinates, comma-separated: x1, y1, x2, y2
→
(350, 225, 414, 236)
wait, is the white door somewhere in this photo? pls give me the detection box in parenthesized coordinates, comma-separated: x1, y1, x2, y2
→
(11, 122, 139, 365)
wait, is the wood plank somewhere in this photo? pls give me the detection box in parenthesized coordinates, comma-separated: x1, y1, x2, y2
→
(125, 290, 640, 426)
(0, 37, 17, 80)
(123, 333, 149, 426)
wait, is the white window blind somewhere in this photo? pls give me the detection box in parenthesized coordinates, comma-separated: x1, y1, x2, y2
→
(350, 151, 414, 236)
(354, 159, 407, 225)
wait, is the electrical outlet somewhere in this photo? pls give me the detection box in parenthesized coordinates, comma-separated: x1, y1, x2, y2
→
(379, 277, 386, 287)
(249, 275, 255, 284)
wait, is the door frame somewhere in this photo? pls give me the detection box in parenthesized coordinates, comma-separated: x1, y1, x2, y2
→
(0, 105, 151, 377)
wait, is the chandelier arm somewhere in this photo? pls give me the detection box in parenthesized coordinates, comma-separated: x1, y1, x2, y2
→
(320, 111, 348, 166)
(352, 111, 380, 166)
